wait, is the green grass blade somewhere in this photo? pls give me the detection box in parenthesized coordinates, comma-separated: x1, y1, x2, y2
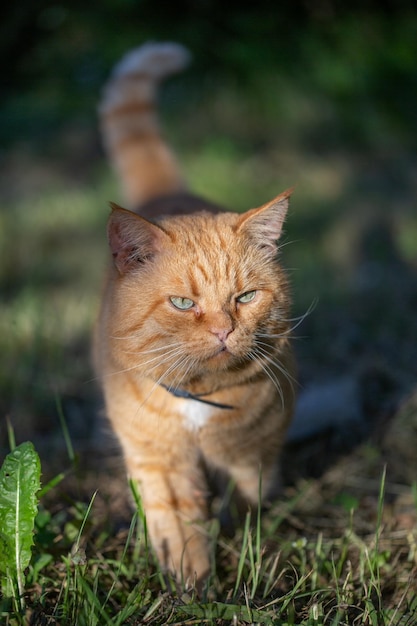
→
(37, 470, 66, 498)
(6, 416, 16, 452)
(233, 510, 251, 597)
(55, 393, 75, 463)
(76, 576, 113, 626)
(179, 601, 277, 624)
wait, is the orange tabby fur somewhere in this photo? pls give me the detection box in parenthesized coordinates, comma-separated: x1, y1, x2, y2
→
(95, 42, 296, 588)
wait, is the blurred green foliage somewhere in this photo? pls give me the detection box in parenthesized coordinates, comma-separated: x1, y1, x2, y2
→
(1, 2, 417, 153)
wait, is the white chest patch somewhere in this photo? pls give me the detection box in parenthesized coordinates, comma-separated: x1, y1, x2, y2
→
(180, 400, 215, 431)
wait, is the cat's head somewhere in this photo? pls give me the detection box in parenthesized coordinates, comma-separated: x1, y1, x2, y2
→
(106, 189, 293, 390)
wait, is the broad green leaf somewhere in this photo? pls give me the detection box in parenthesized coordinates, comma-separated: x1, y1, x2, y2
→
(0, 442, 41, 599)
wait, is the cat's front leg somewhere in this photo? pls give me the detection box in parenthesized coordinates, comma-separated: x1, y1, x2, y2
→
(226, 458, 282, 507)
(125, 456, 211, 587)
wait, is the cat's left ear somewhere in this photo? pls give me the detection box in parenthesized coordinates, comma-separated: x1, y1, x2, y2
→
(107, 203, 168, 274)
(237, 187, 293, 256)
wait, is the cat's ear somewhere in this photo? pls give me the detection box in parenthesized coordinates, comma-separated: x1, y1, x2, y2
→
(237, 187, 293, 256)
(107, 203, 167, 274)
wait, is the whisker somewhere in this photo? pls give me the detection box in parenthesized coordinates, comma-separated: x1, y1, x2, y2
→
(165, 354, 196, 394)
(130, 351, 190, 419)
(254, 341, 298, 390)
(117, 341, 185, 356)
(257, 300, 317, 341)
(139, 351, 202, 417)
(110, 333, 145, 340)
(248, 350, 285, 408)
(99, 344, 185, 379)
(280, 298, 317, 325)
(131, 345, 186, 369)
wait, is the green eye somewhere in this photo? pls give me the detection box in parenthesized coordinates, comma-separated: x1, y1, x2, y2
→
(237, 290, 257, 304)
(170, 296, 195, 310)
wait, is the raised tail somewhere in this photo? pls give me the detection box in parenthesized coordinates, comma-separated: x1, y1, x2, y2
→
(99, 42, 190, 208)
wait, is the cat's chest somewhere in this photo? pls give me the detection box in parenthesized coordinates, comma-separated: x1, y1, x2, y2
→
(179, 400, 216, 431)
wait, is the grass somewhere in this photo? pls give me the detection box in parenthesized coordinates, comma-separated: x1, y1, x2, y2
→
(2, 26, 417, 622)
(1, 432, 417, 624)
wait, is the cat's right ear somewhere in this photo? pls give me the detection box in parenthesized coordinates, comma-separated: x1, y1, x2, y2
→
(107, 203, 167, 274)
(236, 187, 293, 257)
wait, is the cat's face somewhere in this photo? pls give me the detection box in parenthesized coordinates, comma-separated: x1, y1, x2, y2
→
(106, 191, 292, 388)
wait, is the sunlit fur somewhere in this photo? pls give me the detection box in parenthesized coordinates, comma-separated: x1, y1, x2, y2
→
(95, 42, 296, 590)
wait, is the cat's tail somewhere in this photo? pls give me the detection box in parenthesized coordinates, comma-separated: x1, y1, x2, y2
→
(99, 42, 190, 208)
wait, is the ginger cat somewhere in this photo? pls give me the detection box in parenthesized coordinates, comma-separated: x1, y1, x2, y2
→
(95, 42, 296, 588)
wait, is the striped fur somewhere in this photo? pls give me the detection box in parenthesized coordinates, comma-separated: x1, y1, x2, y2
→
(99, 42, 190, 207)
(95, 42, 296, 590)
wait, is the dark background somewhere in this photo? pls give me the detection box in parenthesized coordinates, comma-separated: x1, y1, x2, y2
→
(2, 1, 416, 154)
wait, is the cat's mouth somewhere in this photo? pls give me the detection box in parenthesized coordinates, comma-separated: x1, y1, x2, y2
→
(209, 344, 232, 361)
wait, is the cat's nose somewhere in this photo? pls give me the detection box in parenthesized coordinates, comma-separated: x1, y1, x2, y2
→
(207, 311, 234, 343)
(209, 327, 233, 343)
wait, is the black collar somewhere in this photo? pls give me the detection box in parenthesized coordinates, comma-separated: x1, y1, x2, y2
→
(160, 384, 235, 410)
